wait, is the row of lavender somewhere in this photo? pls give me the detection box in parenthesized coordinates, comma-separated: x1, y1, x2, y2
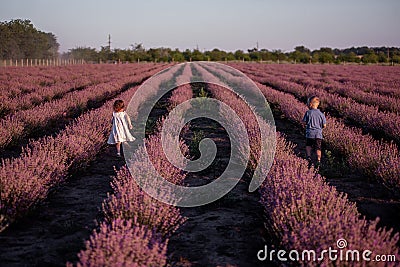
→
(294, 75, 400, 114)
(0, 64, 156, 118)
(304, 65, 400, 99)
(0, 64, 170, 232)
(242, 63, 400, 114)
(233, 64, 400, 145)
(70, 65, 194, 266)
(0, 64, 164, 150)
(198, 63, 399, 266)
(233, 63, 400, 99)
(0, 64, 155, 97)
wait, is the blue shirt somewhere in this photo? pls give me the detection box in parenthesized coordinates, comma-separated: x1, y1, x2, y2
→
(302, 109, 326, 139)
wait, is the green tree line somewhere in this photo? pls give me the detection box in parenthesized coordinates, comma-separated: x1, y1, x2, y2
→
(66, 44, 400, 64)
(0, 19, 59, 60)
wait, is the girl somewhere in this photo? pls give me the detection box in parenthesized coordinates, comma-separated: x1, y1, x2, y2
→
(107, 99, 135, 157)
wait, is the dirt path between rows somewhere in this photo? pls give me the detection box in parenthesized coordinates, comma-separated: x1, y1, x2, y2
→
(167, 118, 272, 267)
(167, 83, 274, 267)
(0, 147, 125, 267)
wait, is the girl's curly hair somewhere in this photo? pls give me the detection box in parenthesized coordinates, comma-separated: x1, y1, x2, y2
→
(113, 100, 125, 112)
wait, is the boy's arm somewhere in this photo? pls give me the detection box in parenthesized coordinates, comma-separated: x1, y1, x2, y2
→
(302, 112, 308, 124)
(322, 113, 327, 128)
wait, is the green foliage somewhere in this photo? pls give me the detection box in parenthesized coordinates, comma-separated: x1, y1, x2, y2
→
(234, 50, 250, 61)
(61, 43, 400, 65)
(289, 47, 310, 63)
(362, 51, 379, 64)
(190, 130, 205, 159)
(0, 19, 59, 60)
(271, 50, 287, 62)
(197, 87, 208, 98)
(171, 49, 185, 62)
(319, 150, 348, 177)
(69, 47, 98, 62)
(311, 47, 335, 64)
(377, 51, 388, 63)
(392, 54, 400, 64)
(191, 49, 205, 61)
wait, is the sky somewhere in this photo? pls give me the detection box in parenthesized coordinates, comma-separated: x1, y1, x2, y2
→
(1, 0, 399, 53)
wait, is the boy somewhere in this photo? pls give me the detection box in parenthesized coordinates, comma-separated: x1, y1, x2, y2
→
(302, 96, 326, 168)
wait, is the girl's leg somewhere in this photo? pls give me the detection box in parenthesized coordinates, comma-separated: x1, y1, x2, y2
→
(116, 142, 121, 155)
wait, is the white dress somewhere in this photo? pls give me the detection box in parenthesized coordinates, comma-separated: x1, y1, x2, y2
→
(107, 111, 136, 144)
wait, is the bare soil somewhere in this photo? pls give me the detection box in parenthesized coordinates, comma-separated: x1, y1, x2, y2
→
(167, 118, 273, 267)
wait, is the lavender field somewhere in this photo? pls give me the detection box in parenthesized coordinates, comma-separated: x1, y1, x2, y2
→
(0, 62, 399, 266)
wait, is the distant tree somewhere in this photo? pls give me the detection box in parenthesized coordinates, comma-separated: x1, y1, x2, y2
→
(145, 47, 171, 62)
(271, 50, 287, 62)
(112, 49, 135, 62)
(319, 52, 335, 63)
(294, 45, 311, 54)
(98, 46, 113, 62)
(42, 33, 59, 58)
(130, 43, 147, 62)
(191, 49, 205, 61)
(226, 52, 236, 61)
(170, 49, 185, 62)
(68, 47, 98, 62)
(289, 46, 311, 63)
(147, 48, 158, 62)
(377, 51, 388, 63)
(311, 47, 335, 64)
(207, 48, 227, 61)
(362, 51, 378, 64)
(319, 47, 334, 54)
(392, 54, 400, 64)
(0, 19, 59, 59)
(346, 51, 358, 62)
(234, 50, 246, 61)
(248, 51, 261, 61)
(259, 49, 272, 61)
(357, 46, 372, 55)
(182, 49, 192, 61)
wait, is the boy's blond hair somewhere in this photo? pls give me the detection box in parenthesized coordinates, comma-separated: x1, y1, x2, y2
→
(307, 96, 320, 109)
